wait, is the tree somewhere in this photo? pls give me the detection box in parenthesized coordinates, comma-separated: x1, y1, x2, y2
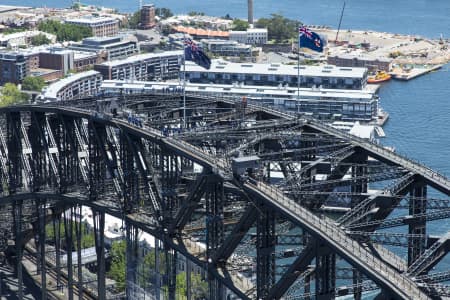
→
(175, 272, 208, 299)
(108, 240, 127, 292)
(31, 33, 51, 46)
(0, 83, 29, 107)
(127, 11, 141, 29)
(188, 11, 205, 16)
(3, 27, 27, 34)
(155, 7, 173, 19)
(38, 20, 92, 42)
(256, 13, 302, 43)
(232, 19, 249, 31)
(223, 14, 232, 20)
(45, 221, 95, 250)
(71, 2, 81, 10)
(22, 76, 45, 91)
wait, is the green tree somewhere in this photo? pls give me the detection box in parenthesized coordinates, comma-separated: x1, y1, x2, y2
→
(71, 2, 81, 10)
(188, 11, 205, 16)
(223, 13, 232, 20)
(3, 27, 27, 34)
(108, 240, 127, 292)
(232, 19, 249, 31)
(22, 76, 45, 91)
(45, 221, 95, 250)
(137, 248, 166, 288)
(256, 13, 302, 43)
(175, 272, 208, 299)
(155, 7, 173, 19)
(31, 33, 51, 46)
(0, 83, 29, 107)
(38, 20, 92, 42)
(127, 11, 141, 29)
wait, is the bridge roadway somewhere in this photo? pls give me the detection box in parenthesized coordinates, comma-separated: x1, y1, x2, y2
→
(0, 105, 436, 299)
(239, 101, 450, 195)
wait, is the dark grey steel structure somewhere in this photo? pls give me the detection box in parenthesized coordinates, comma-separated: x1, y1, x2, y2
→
(0, 94, 449, 299)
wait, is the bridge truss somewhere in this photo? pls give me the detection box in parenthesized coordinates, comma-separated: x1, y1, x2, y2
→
(0, 94, 449, 299)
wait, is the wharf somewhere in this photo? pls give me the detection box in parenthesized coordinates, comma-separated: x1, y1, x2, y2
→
(390, 64, 443, 81)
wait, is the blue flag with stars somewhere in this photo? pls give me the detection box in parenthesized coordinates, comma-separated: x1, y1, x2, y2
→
(184, 39, 211, 70)
(298, 26, 326, 52)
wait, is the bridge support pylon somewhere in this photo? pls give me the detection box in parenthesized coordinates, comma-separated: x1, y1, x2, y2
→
(315, 243, 336, 300)
(408, 180, 427, 266)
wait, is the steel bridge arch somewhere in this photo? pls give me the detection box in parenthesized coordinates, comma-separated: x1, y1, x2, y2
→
(0, 104, 445, 299)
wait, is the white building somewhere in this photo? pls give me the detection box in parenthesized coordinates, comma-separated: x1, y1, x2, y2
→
(100, 80, 380, 123)
(200, 39, 256, 58)
(65, 16, 119, 37)
(185, 60, 368, 90)
(94, 50, 183, 81)
(0, 30, 56, 48)
(229, 28, 268, 45)
(68, 35, 139, 61)
(41, 70, 102, 101)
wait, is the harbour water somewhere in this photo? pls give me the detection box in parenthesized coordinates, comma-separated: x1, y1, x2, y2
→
(4, 0, 450, 37)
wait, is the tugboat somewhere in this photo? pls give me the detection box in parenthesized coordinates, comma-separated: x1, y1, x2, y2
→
(367, 70, 392, 84)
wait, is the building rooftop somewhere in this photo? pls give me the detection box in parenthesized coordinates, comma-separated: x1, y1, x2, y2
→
(69, 36, 135, 51)
(73, 50, 98, 60)
(82, 35, 122, 44)
(43, 70, 100, 100)
(65, 16, 118, 25)
(0, 51, 30, 62)
(349, 122, 375, 139)
(39, 46, 73, 55)
(0, 30, 55, 42)
(101, 80, 375, 100)
(99, 50, 183, 67)
(29, 68, 60, 77)
(330, 53, 392, 63)
(185, 60, 368, 78)
(173, 26, 229, 38)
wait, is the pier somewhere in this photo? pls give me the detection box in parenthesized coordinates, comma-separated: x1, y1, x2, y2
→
(390, 64, 443, 81)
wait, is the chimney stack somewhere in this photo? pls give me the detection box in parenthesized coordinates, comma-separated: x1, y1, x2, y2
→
(248, 0, 253, 25)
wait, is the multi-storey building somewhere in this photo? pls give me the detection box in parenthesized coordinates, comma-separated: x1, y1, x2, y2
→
(229, 28, 268, 45)
(140, 4, 156, 29)
(38, 47, 74, 75)
(68, 36, 139, 61)
(73, 51, 101, 72)
(0, 31, 56, 48)
(65, 17, 119, 37)
(327, 54, 392, 72)
(100, 80, 380, 123)
(94, 51, 183, 81)
(0, 52, 28, 84)
(200, 39, 256, 58)
(185, 60, 368, 90)
(41, 70, 102, 101)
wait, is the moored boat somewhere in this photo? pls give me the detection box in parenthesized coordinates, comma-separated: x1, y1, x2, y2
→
(367, 71, 391, 84)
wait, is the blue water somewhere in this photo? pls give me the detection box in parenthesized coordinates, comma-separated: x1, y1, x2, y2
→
(4, 0, 450, 37)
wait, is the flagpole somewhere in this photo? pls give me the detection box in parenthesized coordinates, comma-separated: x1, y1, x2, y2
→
(297, 30, 301, 115)
(183, 35, 187, 130)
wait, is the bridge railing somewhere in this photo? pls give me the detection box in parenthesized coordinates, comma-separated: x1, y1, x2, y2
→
(247, 178, 428, 299)
(232, 99, 449, 187)
(303, 117, 449, 187)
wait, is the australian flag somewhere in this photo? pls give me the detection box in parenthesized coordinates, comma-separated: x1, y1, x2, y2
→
(184, 39, 211, 70)
(298, 26, 326, 52)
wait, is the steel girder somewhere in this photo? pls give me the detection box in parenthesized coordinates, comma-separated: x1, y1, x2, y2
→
(0, 103, 446, 300)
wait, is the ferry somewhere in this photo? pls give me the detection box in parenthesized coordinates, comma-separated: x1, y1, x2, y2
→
(367, 71, 391, 84)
